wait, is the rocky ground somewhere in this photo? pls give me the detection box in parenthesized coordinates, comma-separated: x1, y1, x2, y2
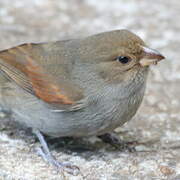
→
(0, 0, 179, 179)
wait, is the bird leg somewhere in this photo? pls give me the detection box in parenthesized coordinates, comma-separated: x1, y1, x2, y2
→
(33, 129, 80, 176)
(98, 133, 138, 152)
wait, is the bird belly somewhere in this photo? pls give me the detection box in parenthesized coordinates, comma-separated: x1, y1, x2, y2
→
(0, 81, 145, 138)
(90, 89, 145, 135)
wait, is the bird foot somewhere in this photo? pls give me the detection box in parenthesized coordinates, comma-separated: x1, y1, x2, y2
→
(98, 133, 138, 152)
(36, 147, 80, 175)
(34, 129, 80, 176)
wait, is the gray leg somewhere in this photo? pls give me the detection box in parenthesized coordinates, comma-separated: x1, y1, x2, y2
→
(33, 129, 80, 176)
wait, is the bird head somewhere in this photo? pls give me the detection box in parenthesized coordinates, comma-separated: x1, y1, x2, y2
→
(79, 29, 165, 84)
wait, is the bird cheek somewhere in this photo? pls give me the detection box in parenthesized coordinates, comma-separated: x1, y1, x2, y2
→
(98, 70, 108, 80)
(96, 63, 120, 83)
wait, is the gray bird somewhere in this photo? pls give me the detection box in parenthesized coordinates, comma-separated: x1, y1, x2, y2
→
(0, 30, 165, 175)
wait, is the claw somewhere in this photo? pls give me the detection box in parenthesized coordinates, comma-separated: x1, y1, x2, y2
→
(62, 164, 80, 176)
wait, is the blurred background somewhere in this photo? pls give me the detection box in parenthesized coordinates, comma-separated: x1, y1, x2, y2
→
(0, 0, 179, 180)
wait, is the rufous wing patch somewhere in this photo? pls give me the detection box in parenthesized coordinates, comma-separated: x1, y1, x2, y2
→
(25, 56, 74, 104)
(0, 44, 75, 105)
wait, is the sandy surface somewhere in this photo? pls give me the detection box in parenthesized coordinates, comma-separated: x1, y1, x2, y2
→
(0, 0, 179, 179)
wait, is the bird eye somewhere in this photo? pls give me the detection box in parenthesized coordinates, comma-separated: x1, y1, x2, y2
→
(116, 56, 131, 64)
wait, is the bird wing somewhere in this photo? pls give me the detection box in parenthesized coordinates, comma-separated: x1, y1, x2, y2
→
(0, 42, 85, 111)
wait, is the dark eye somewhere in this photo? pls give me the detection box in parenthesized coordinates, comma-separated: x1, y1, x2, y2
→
(116, 56, 131, 64)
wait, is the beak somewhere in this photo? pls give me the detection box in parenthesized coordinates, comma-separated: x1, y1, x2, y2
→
(139, 46, 165, 67)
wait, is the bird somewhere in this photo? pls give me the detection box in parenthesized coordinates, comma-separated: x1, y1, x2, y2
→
(0, 29, 164, 175)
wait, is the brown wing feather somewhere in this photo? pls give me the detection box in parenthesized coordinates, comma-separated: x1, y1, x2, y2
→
(25, 55, 74, 104)
(0, 43, 82, 106)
